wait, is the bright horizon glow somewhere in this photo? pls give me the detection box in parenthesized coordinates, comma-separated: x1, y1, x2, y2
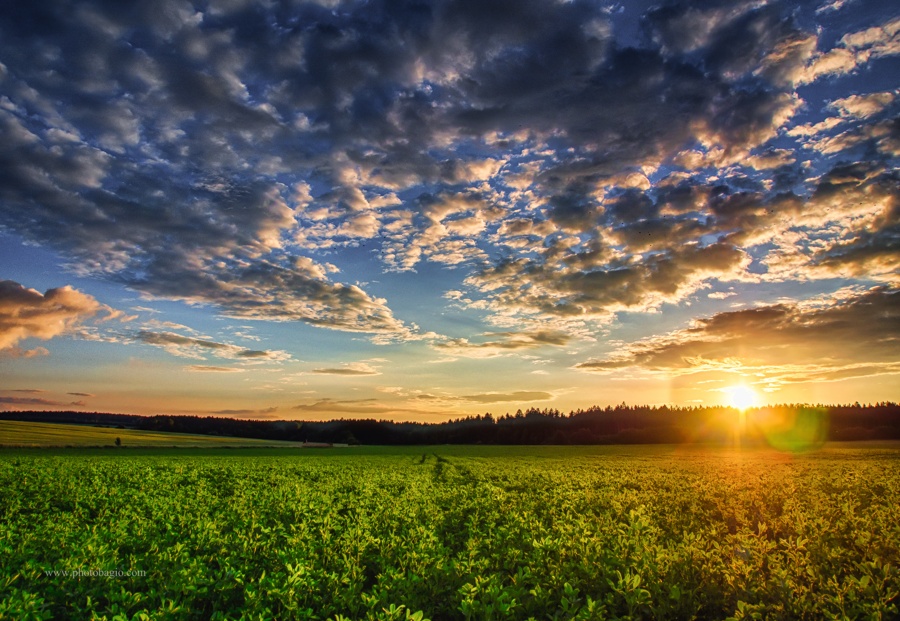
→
(724, 385, 762, 411)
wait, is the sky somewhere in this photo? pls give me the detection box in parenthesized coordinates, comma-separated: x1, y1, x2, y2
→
(0, 0, 898, 421)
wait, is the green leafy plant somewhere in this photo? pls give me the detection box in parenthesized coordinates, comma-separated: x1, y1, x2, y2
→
(0, 445, 897, 620)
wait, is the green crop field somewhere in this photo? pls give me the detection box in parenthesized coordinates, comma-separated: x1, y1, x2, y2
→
(1, 445, 898, 621)
(0, 420, 303, 448)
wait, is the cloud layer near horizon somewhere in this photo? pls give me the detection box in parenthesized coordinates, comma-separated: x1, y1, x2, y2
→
(576, 287, 900, 389)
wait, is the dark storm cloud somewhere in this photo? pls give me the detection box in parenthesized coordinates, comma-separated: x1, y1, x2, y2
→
(0, 0, 897, 334)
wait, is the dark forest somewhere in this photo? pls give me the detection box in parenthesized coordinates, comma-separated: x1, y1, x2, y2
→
(3, 402, 898, 447)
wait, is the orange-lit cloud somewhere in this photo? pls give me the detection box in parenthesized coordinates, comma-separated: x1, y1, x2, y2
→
(576, 288, 900, 388)
(0, 280, 114, 353)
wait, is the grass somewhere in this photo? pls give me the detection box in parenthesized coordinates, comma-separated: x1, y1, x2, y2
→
(0, 420, 304, 448)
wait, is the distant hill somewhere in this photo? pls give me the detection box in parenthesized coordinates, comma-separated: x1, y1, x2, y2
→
(1, 402, 898, 446)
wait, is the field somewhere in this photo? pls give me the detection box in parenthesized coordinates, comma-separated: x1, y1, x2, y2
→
(0, 420, 303, 448)
(1, 445, 898, 621)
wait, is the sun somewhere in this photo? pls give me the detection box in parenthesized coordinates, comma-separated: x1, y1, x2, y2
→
(724, 384, 760, 410)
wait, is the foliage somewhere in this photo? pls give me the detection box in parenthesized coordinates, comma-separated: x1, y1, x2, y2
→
(4, 402, 900, 446)
(0, 445, 898, 620)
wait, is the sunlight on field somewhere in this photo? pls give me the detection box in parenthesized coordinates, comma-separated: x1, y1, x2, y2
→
(0, 420, 300, 448)
(1, 445, 898, 620)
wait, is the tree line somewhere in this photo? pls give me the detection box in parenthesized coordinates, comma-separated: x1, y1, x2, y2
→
(2, 402, 899, 446)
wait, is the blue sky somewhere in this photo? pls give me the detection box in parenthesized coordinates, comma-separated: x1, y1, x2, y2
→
(0, 0, 898, 419)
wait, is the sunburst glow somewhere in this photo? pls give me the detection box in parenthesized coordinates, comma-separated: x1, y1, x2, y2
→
(725, 385, 761, 411)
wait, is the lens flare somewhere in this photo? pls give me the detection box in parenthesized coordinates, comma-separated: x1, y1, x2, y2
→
(754, 406, 830, 453)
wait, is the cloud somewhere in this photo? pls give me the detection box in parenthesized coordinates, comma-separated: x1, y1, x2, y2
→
(741, 148, 797, 170)
(0, 280, 114, 351)
(0, 0, 896, 355)
(293, 398, 379, 412)
(575, 287, 900, 387)
(785, 89, 899, 161)
(815, 0, 855, 15)
(0, 396, 76, 407)
(0, 389, 86, 407)
(376, 192, 495, 271)
(801, 16, 900, 83)
(708, 291, 737, 300)
(433, 330, 572, 358)
(0, 64, 410, 337)
(135, 330, 289, 361)
(466, 149, 899, 322)
(185, 365, 245, 373)
(831, 91, 897, 119)
(764, 163, 899, 282)
(465, 240, 752, 320)
(311, 362, 381, 376)
(0, 346, 50, 359)
(207, 406, 279, 417)
(67, 392, 95, 397)
(291, 398, 435, 417)
(458, 391, 554, 404)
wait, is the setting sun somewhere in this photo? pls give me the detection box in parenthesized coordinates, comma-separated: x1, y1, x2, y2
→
(725, 385, 761, 410)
